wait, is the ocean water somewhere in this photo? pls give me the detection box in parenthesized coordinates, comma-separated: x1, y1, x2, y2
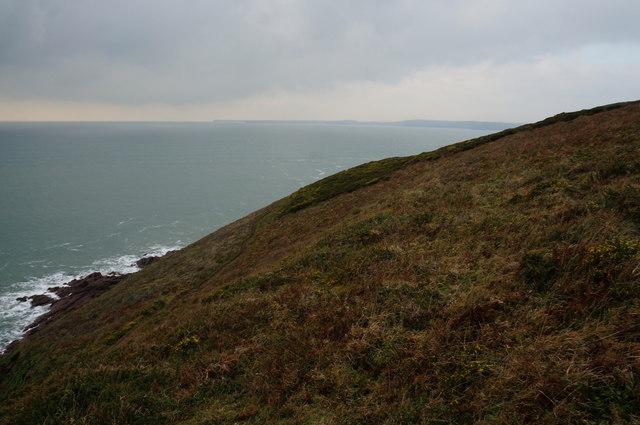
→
(0, 121, 493, 350)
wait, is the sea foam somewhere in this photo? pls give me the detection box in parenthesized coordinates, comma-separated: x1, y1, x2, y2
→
(0, 244, 182, 353)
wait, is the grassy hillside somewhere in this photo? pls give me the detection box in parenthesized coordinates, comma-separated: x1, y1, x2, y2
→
(1, 101, 640, 424)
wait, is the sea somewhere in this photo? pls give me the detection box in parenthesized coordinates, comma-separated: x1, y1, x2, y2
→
(0, 121, 497, 351)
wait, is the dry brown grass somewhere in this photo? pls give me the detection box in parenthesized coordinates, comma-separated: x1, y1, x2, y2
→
(1, 102, 640, 424)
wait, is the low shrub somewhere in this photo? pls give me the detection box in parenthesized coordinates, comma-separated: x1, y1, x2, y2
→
(519, 251, 560, 291)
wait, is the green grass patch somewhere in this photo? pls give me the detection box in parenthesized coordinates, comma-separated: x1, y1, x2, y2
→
(281, 156, 411, 214)
(282, 101, 639, 214)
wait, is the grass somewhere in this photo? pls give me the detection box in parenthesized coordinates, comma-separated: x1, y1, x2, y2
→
(282, 100, 639, 214)
(282, 157, 411, 213)
(1, 100, 640, 424)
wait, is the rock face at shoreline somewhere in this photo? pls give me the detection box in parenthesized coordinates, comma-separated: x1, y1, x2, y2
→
(136, 251, 175, 269)
(24, 272, 127, 335)
(15, 294, 55, 307)
(17, 251, 177, 337)
(4, 251, 176, 354)
(27, 294, 55, 307)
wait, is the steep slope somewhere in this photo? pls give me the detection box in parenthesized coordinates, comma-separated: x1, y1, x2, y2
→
(1, 102, 640, 424)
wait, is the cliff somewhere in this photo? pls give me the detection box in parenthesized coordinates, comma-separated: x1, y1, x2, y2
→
(1, 101, 639, 424)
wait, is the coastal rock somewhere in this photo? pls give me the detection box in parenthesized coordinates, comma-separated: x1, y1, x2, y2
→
(136, 250, 176, 268)
(13, 250, 177, 344)
(25, 272, 127, 334)
(136, 256, 159, 268)
(48, 272, 122, 298)
(28, 294, 55, 307)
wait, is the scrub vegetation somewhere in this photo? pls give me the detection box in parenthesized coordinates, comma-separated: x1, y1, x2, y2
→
(1, 101, 640, 424)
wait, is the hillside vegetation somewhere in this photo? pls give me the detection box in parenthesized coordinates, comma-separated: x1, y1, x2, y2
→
(1, 101, 640, 424)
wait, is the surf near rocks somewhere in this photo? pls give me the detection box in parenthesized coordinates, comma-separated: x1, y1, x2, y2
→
(11, 252, 175, 344)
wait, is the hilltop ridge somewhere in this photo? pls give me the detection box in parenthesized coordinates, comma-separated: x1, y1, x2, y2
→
(1, 101, 640, 424)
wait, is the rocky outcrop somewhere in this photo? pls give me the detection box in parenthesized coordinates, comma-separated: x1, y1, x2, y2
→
(9, 251, 176, 350)
(27, 294, 55, 307)
(136, 250, 175, 269)
(15, 294, 55, 306)
(24, 272, 127, 334)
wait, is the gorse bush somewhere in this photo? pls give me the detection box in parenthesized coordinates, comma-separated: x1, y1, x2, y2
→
(173, 335, 200, 352)
(585, 239, 640, 283)
(520, 250, 560, 291)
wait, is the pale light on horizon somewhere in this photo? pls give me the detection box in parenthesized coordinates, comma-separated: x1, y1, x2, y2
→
(1, 1, 639, 122)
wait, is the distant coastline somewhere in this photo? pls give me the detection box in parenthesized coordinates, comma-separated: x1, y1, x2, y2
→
(211, 119, 521, 132)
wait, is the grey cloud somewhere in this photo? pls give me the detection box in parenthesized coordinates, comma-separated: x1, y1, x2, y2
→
(0, 0, 639, 104)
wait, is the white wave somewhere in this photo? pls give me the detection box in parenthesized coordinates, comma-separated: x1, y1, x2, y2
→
(90, 254, 141, 275)
(44, 242, 71, 250)
(137, 221, 181, 233)
(0, 243, 183, 354)
(142, 244, 183, 258)
(19, 259, 47, 266)
(90, 244, 183, 275)
(0, 271, 73, 353)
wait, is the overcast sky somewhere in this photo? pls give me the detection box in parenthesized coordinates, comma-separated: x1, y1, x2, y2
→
(1, 0, 639, 122)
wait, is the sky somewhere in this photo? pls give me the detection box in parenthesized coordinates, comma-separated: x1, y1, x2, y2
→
(0, 0, 639, 122)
